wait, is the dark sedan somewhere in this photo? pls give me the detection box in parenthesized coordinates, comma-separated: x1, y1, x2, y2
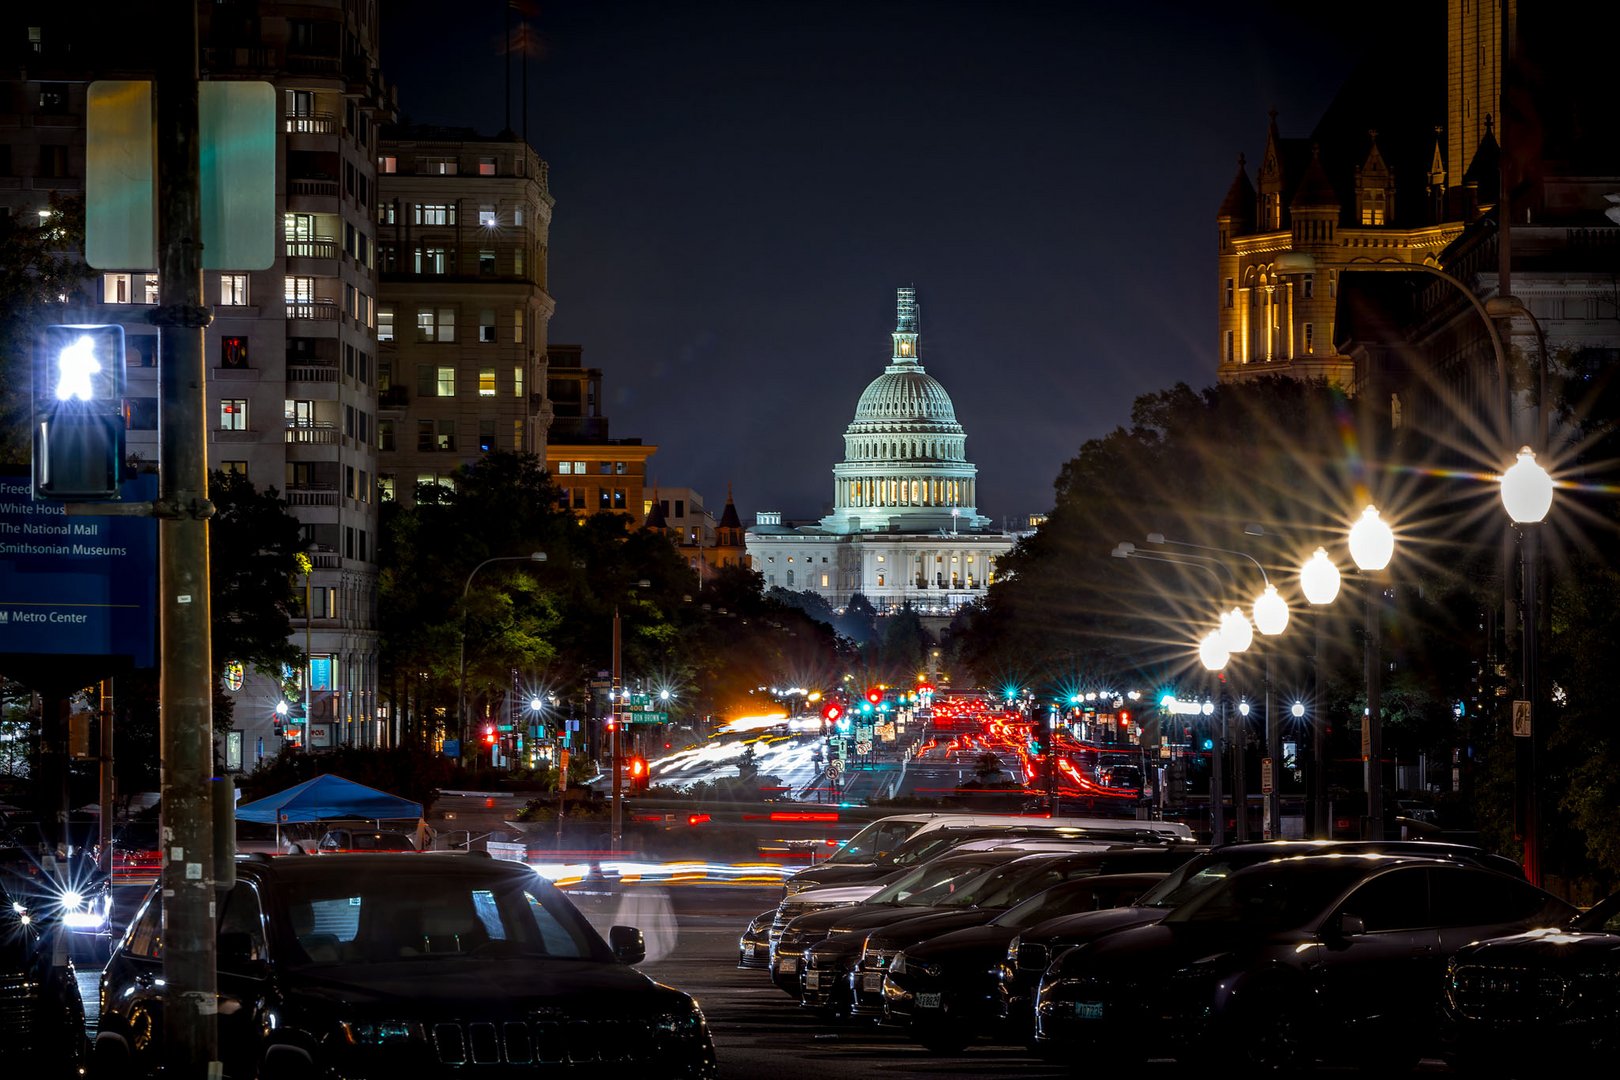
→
(1441, 887, 1620, 1074)
(806, 846, 1193, 1017)
(1033, 852, 1573, 1073)
(0, 852, 87, 1076)
(770, 846, 1073, 998)
(882, 871, 1166, 1052)
(996, 837, 1531, 1041)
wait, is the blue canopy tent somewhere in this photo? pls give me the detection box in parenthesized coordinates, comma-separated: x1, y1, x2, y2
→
(235, 774, 423, 847)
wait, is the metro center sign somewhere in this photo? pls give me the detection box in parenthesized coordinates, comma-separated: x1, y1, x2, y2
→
(0, 470, 157, 670)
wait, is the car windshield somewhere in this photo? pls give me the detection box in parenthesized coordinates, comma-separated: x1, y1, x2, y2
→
(867, 859, 998, 905)
(824, 820, 922, 865)
(888, 829, 997, 867)
(276, 870, 605, 966)
(936, 860, 1068, 909)
(1135, 853, 1276, 909)
(1163, 862, 1369, 930)
(989, 880, 1107, 928)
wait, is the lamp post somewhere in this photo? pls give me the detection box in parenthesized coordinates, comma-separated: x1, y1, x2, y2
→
(1199, 629, 1229, 844)
(1347, 506, 1395, 840)
(1299, 546, 1343, 838)
(456, 552, 547, 760)
(1501, 447, 1554, 884)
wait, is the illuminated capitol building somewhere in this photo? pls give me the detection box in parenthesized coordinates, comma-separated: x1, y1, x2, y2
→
(746, 288, 1015, 613)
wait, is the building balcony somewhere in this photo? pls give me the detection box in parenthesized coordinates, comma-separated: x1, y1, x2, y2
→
(285, 112, 337, 136)
(286, 238, 338, 260)
(286, 300, 340, 322)
(286, 486, 341, 508)
(288, 177, 340, 199)
(288, 361, 339, 385)
(379, 386, 409, 410)
(285, 424, 340, 446)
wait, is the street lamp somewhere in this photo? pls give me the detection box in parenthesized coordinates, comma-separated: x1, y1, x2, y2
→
(1299, 546, 1342, 838)
(456, 552, 547, 760)
(1199, 629, 1228, 845)
(1347, 505, 1395, 840)
(1499, 446, 1554, 884)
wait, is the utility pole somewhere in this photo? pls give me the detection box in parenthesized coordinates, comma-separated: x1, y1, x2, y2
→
(155, 6, 218, 1073)
(610, 606, 624, 851)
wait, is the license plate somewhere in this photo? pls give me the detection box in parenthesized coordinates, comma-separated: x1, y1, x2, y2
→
(863, 972, 883, 992)
(805, 971, 821, 989)
(1073, 1001, 1105, 1020)
(916, 992, 942, 1009)
(777, 958, 794, 973)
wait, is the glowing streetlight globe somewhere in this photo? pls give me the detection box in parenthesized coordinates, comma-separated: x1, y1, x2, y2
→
(1348, 505, 1394, 572)
(1291, 701, 1306, 719)
(1500, 446, 1554, 524)
(1219, 607, 1253, 653)
(1299, 547, 1341, 605)
(1199, 629, 1230, 671)
(1252, 583, 1290, 636)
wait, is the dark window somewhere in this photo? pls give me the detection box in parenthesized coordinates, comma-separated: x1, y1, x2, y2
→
(416, 420, 433, 452)
(129, 336, 157, 368)
(38, 82, 68, 112)
(126, 397, 158, 431)
(1339, 867, 1430, 932)
(1428, 867, 1548, 927)
(38, 144, 68, 178)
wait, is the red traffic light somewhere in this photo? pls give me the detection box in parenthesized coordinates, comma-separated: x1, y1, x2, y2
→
(822, 702, 844, 723)
(630, 757, 648, 778)
(866, 688, 882, 705)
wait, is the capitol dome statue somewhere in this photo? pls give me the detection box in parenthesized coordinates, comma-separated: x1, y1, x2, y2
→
(819, 287, 990, 535)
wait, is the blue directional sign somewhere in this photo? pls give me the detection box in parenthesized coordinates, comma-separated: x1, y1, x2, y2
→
(0, 470, 157, 667)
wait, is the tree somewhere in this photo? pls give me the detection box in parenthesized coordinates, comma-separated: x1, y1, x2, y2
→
(837, 592, 877, 644)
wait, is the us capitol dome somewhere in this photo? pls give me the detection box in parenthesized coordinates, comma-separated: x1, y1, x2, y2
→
(746, 288, 1012, 614)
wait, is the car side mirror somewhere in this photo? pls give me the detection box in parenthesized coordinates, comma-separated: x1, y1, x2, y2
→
(1333, 913, 1367, 939)
(609, 924, 645, 965)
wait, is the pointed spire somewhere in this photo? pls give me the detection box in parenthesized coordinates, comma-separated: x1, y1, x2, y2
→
(644, 485, 668, 530)
(718, 484, 742, 530)
(1218, 153, 1256, 224)
(1463, 114, 1500, 202)
(1291, 144, 1338, 209)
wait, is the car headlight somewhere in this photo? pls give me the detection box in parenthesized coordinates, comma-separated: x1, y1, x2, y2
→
(339, 1021, 424, 1046)
(1005, 935, 1022, 963)
(889, 953, 906, 975)
(653, 1007, 707, 1040)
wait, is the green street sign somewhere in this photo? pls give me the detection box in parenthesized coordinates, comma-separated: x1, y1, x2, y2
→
(628, 712, 668, 724)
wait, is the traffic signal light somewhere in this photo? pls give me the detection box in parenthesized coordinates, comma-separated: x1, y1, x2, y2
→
(33, 323, 126, 500)
(1166, 760, 1188, 804)
(866, 688, 882, 706)
(822, 702, 843, 724)
(629, 756, 649, 793)
(483, 726, 497, 746)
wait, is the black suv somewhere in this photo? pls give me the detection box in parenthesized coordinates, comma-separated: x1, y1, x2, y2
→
(95, 852, 717, 1078)
(0, 847, 88, 1076)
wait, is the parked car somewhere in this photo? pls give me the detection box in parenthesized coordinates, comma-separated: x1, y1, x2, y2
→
(316, 829, 418, 852)
(1440, 887, 1620, 1074)
(738, 908, 774, 969)
(996, 837, 1530, 1041)
(771, 846, 1051, 998)
(881, 871, 1167, 1052)
(1033, 852, 1573, 1072)
(0, 849, 87, 1077)
(95, 852, 717, 1079)
(804, 846, 1195, 1018)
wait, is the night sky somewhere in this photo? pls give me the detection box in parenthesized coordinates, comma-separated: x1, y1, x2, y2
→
(382, 1, 1388, 525)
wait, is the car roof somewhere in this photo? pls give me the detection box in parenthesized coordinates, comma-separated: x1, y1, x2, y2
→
(235, 852, 534, 885)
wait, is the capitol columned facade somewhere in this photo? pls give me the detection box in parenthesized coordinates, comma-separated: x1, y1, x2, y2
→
(747, 288, 1015, 613)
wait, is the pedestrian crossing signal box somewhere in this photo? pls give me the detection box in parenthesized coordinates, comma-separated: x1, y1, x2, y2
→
(33, 323, 126, 500)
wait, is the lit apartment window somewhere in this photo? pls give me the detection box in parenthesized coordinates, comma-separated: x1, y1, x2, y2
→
(575, 461, 586, 473)
(558, 462, 572, 475)
(378, 155, 397, 174)
(415, 247, 446, 274)
(220, 399, 247, 430)
(420, 158, 457, 176)
(103, 273, 158, 304)
(478, 157, 496, 176)
(615, 461, 626, 475)
(436, 367, 455, 397)
(286, 276, 316, 303)
(378, 475, 396, 502)
(377, 308, 394, 341)
(478, 369, 496, 396)
(220, 273, 249, 305)
(514, 248, 525, 276)
(479, 310, 496, 343)
(479, 419, 496, 452)
(821, 574, 829, 588)
(514, 207, 525, 227)
(1304, 323, 1315, 353)
(414, 203, 454, 225)
(513, 366, 524, 397)
(436, 308, 455, 342)
(417, 307, 454, 342)
(479, 206, 497, 227)
(513, 308, 525, 344)
(219, 461, 247, 476)
(378, 420, 395, 451)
